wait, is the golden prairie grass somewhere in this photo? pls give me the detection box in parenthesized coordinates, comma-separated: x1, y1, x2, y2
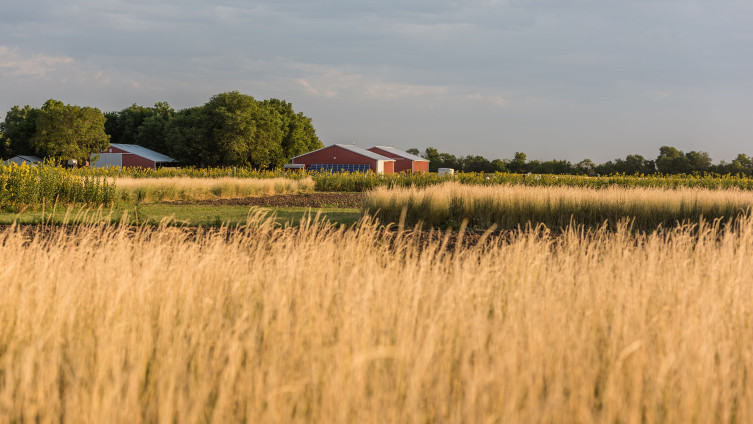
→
(112, 176, 315, 203)
(366, 182, 753, 230)
(1, 213, 753, 423)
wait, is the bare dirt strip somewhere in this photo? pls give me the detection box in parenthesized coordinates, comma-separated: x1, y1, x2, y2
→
(163, 192, 366, 208)
(0, 223, 509, 251)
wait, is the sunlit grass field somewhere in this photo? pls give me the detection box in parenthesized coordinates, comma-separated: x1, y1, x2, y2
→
(3, 166, 753, 422)
(366, 182, 753, 230)
(112, 176, 315, 203)
(1, 213, 752, 422)
(0, 204, 361, 227)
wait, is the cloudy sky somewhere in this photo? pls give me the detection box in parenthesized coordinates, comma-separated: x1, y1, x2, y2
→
(1, 0, 752, 162)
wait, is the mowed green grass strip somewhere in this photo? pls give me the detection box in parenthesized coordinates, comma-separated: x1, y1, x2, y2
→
(0, 204, 362, 227)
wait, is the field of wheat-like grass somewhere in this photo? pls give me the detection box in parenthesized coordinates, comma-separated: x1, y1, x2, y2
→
(112, 176, 315, 203)
(366, 182, 753, 230)
(0, 212, 752, 423)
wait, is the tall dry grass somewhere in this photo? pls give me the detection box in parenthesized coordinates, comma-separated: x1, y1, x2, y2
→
(366, 182, 753, 230)
(1, 214, 753, 423)
(113, 176, 315, 203)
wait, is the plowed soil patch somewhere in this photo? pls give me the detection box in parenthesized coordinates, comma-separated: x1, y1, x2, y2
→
(163, 192, 365, 208)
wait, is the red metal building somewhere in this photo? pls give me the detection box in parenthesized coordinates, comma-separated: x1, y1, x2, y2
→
(368, 146, 430, 173)
(92, 144, 176, 170)
(291, 144, 395, 174)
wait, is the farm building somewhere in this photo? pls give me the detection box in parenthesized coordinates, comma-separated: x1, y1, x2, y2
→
(3, 155, 43, 166)
(367, 146, 429, 173)
(291, 144, 395, 174)
(91, 144, 176, 170)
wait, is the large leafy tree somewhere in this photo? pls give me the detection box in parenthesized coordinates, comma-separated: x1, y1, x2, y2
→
(203, 92, 284, 168)
(405, 148, 420, 156)
(167, 92, 288, 168)
(463, 155, 495, 173)
(133, 102, 175, 153)
(164, 106, 208, 165)
(508, 152, 527, 173)
(685, 150, 712, 172)
(105, 102, 175, 153)
(528, 159, 574, 175)
(262, 99, 322, 163)
(576, 159, 596, 176)
(656, 146, 711, 174)
(1, 105, 38, 158)
(726, 153, 753, 175)
(104, 104, 151, 145)
(656, 146, 691, 174)
(424, 147, 441, 172)
(30, 99, 109, 164)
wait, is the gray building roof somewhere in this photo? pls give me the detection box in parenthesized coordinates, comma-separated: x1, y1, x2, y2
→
(291, 144, 395, 161)
(4, 155, 43, 165)
(371, 146, 428, 162)
(109, 144, 175, 163)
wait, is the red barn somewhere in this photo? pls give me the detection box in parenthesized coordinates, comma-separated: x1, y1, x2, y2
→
(291, 144, 395, 174)
(368, 146, 429, 173)
(92, 144, 176, 170)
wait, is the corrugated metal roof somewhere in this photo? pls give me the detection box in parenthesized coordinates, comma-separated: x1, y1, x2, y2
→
(291, 144, 395, 161)
(17, 155, 44, 163)
(4, 155, 43, 165)
(109, 144, 175, 163)
(335, 144, 394, 161)
(371, 146, 428, 162)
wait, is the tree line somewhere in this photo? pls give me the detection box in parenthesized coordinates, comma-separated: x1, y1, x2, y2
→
(3, 94, 752, 175)
(411, 146, 753, 176)
(0, 92, 322, 168)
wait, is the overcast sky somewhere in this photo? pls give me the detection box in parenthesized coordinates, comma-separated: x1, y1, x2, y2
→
(2, 0, 752, 162)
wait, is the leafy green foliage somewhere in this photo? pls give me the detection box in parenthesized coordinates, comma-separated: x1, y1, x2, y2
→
(262, 98, 323, 161)
(105, 102, 175, 154)
(29, 100, 109, 164)
(163, 92, 321, 169)
(166, 93, 281, 167)
(0, 105, 38, 158)
(420, 146, 753, 177)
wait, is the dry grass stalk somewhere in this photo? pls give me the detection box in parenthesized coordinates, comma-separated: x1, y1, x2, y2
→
(366, 182, 753, 230)
(113, 177, 315, 203)
(0, 213, 752, 422)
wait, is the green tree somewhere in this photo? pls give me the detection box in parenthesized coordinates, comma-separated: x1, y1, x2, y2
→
(439, 152, 460, 170)
(626, 154, 655, 174)
(685, 150, 712, 173)
(508, 152, 527, 173)
(656, 146, 691, 174)
(105, 102, 175, 153)
(105, 103, 151, 145)
(165, 106, 207, 166)
(167, 92, 285, 168)
(406, 148, 420, 156)
(491, 158, 507, 172)
(30, 99, 109, 164)
(424, 147, 441, 172)
(726, 154, 753, 175)
(537, 160, 574, 174)
(576, 159, 596, 176)
(133, 102, 175, 153)
(261, 99, 322, 165)
(1, 105, 38, 159)
(462, 155, 494, 173)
